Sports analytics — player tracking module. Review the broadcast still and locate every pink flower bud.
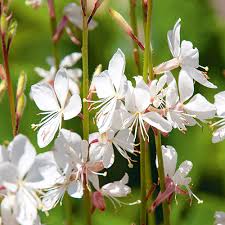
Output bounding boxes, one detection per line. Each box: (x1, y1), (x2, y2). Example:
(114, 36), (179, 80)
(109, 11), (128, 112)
(92, 191), (106, 212)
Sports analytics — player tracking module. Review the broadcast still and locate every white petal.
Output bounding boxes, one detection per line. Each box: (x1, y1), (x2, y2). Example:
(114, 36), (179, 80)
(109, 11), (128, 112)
(214, 91), (225, 116)
(180, 40), (199, 68)
(120, 173), (129, 184)
(0, 145), (9, 163)
(69, 79), (80, 95)
(34, 67), (52, 79)
(157, 145), (177, 177)
(63, 94), (82, 120)
(102, 144), (115, 168)
(134, 87), (150, 112)
(142, 112), (172, 133)
(173, 160), (193, 185)
(8, 135), (36, 178)
(184, 66), (217, 89)
(167, 18), (181, 58)
(31, 83), (59, 111)
(0, 162), (18, 185)
(166, 85), (179, 108)
(37, 115), (61, 148)
(88, 173), (100, 191)
(54, 68), (69, 108)
(212, 125), (225, 143)
(67, 180), (83, 198)
(108, 49), (126, 92)
(178, 69), (194, 103)
(184, 94), (216, 120)
(92, 71), (115, 98)
(60, 52), (82, 68)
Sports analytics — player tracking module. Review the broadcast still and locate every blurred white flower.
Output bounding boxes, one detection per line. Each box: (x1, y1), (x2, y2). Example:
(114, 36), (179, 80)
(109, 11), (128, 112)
(154, 18), (217, 93)
(25, 0), (42, 8)
(64, 3), (97, 30)
(151, 145), (202, 211)
(212, 91), (225, 143)
(214, 211), (225, 225)
(90, 49), (128, 133)
(42, 129), (105, 211)
(0, 135), (48, 225)
(33, 52), (82, 95)
(31, 69), (82, 148)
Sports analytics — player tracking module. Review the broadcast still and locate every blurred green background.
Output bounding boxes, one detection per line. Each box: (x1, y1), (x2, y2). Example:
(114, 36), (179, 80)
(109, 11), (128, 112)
(0, 0), (225, 224)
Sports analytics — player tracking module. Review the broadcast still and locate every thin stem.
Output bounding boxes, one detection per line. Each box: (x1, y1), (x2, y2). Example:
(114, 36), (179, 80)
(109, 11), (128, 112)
(82, 1), (91, 225)
(64, 194), (73, 225)
(1, 33), (16, 136)
(129, 0), (141, 74)
(155, 133), (170, 225)
(47, 0), (60, 70)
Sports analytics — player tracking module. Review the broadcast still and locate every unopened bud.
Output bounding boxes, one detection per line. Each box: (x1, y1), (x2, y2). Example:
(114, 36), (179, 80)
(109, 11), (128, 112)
(0, 80), (7, 101)
(16, 94), (26, 119)
(88, 0), (104, 24)
(109, 8), (144, 50)
(16, 71), (27, 99)
(0, 14), (8, 35)
(0, 65), (6, 80)
(93, 64), (102, 76)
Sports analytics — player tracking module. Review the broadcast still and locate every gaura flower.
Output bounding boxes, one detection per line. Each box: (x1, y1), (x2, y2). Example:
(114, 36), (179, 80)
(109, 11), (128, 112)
(150, 145), (203, 211)
(64, 3), (97, 30)
(0, 135), (49, 225)
(31, 68), (82, 148)
(165, 72), (216, 132)
(214, 211), (225, 225)
(211, 91), (225, 143)
(89, 49), (128, 133)
(154, 18), (217, 96)
(92, 173), (139, 212)
(122, 76), (172, 140)
(34, 52), (82, 95)
(41, 129), (106, 211)
(89, 129), (135, 168)
(25, 0), (42, 8)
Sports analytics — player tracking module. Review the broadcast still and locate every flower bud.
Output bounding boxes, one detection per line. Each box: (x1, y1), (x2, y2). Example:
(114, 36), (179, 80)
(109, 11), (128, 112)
(0, 80), (7, 101)
(0, 14), (8, 35)
(109, 9), (144, 50)
(93, 64), (102, 76)
(92, 191), (106, 212)
(88, 0), (104, 24)
(16, 93), (26, 120)
(16, 71), (27, 99)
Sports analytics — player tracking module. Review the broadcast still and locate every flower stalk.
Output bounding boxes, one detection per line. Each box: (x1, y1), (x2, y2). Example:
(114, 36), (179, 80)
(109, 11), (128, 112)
(155, 133), (170, 225)
(47, 0), (60, 70)
(81, 1), (92, 225)
(0, 17), (16, 136)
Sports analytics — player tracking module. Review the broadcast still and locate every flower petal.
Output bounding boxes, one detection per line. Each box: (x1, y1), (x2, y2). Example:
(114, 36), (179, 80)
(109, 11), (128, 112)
(8, 134), (36, 178)
(60, 52), (82, 68)
(31, 83), (59, 111)
(214, 91), (225, 116)
(108, 49), (126, 92)
(178, 69), (194, 103)
(212, 125), (225, 143)
(67, 180), (83, 198)
(63, 94), (82, 120)
(54, 68), (69, 108)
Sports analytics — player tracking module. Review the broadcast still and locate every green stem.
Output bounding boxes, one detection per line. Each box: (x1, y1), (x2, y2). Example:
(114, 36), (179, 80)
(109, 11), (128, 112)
(155, 133), (170, 225)
(47, 0), (60, 70)
(64, 194), (73, 225)
(1, 33), (16, 136)
(129, 0), (141, 74)
(82, 1), (91, 225)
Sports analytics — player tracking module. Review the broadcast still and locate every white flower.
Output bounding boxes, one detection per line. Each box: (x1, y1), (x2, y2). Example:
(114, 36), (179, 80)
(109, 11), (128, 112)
(90, 49), (128, 133)
(0, 135), (48, 225)
(42, 129), (105, 211)
(92, 173), (138, 211)
(165, 72), (216, 131)
(154, 18), (217, 94)
(123, 76), (172, 140)
(212, 91), (225, 143)
(89, 129), (135, 168)
(151, 145), (202, 211)
(31, 68), (82, 148)
(25, 0), (42, 8)
(214, 211), (225, 225)
(34, 52), (82, 95)
(64, 3), (97, 30)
